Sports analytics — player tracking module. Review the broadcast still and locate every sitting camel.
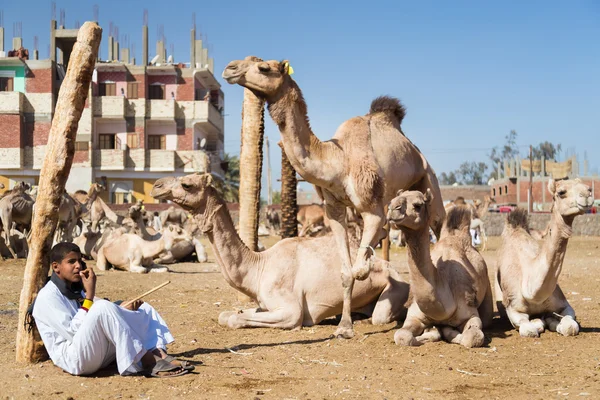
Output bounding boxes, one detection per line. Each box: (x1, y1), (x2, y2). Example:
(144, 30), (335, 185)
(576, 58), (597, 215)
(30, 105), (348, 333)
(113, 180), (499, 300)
(151, 173), (409, 329)
(388, 189), (493, 348)
(223, 57), (445, 338)
(96, 225), (190, 273)
(160, 206), (188, 228)
(495, 179), (594, 337)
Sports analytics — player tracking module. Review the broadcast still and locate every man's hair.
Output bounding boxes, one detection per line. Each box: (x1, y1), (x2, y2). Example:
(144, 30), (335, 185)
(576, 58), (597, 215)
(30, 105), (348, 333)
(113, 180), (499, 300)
(49, 242), (82, 264)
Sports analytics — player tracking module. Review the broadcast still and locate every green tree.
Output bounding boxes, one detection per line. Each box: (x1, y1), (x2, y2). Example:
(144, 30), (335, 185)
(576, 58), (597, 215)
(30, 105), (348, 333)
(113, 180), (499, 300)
(214, 153), (240, 202)
(272, 191), (282, 204)
(439, 171), (458, 185)
(489, 129), (519, 167)
(532, 141), (561, 161)
(457, 161), (488, 185)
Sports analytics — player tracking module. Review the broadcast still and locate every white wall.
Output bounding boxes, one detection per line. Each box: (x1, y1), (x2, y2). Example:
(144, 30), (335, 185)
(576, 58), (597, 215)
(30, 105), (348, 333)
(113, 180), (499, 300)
(66, 166), (93, 193)
(147, 122), (177, 150)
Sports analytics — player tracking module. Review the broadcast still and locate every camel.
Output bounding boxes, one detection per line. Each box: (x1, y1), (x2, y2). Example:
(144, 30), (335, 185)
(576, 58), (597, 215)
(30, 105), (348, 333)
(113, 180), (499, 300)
(297, 204), (329, 237)
(223, 57), (445, 337)
(495, 179), (594, 338)
(54, 192), (82, 243)
(72, 183), (104, 232)
(151, 173), (409, 329)
(0, 227), (28, 260)
(265, 208), (281, 235)
(388, 189), (493, 348)
(96, 225), (190, 273)
(160, 206), (188, 228)
(0, 182), (35, 258)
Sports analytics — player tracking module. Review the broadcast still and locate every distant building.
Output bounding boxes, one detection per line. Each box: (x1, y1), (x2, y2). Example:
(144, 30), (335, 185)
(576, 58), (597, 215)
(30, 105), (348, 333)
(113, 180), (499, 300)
(0, 18), (224, 204)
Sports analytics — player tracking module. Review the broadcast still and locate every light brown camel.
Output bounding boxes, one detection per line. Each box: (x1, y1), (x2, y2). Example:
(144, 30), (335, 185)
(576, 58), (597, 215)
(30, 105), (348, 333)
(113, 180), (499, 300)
(297, 204), (329, 237)
(160, 206), (188, 228)
(223, 57), (445, 337)
(0, 182), (34, 259)
(151, 173), (409, 329)
(495, 179), (594, 338)
(54, 192), (81, 243)
(72, 183), (104, 231)
(388, 189), (493, 348)
(96, 225), (190, 273)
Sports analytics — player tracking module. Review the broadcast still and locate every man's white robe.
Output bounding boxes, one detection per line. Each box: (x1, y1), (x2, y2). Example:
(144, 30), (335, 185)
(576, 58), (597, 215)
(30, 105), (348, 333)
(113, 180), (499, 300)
(32, 280), (174, 375)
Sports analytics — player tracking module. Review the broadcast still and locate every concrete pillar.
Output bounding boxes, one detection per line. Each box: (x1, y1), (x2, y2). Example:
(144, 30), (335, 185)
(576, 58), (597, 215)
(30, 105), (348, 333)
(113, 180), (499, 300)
(516, 157), (521, 177)
(503, 160), (509, 179)
(202, 48), (208, 69)
(156, 41), (164, 63)
(120, 48), (129, 64)
(50, 20), (56, 62)
(33, 50), (39, 60)
(584, 159), (589, 176)
(113, 41), (119, 63)
(142, 25), (148, 66)
(208, 57), (214, 73)
(0, 27), (4, 52)
(131, 57), (136, 65)
(195, 40), (203, 67)
(497, 162), (501, 180)
(12, 37), (23, 50)
(190, 29), (195, 68)
(108, 36), (114, 61)
(541, 155), (546, 177)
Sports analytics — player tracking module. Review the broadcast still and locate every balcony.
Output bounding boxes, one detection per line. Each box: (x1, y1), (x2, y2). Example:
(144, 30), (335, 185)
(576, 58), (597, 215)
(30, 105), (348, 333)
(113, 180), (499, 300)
(126, 148), (145, 170)
(0, 148), (23, 169)
(148, 150), (175, 171)
(192, 101), (223, 134)
(147, 100), (175, 120)
(93, 149), (125, 170)
(176, 150), (210, 173)
(93, 96), (126, 118)
(125, 99), (147, 118)
(0, 91), (24, 114)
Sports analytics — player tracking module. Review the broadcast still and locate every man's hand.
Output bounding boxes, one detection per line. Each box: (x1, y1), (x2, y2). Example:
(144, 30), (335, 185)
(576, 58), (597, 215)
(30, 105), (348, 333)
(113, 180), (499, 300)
(79, 267), (97, 300)
(121, 300), (143, 311)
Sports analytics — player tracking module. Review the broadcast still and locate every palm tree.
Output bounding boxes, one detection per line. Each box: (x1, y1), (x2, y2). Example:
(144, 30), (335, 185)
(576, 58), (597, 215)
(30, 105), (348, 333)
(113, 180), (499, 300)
(280, 145), (298, 238)
(215, 153), (240, 203)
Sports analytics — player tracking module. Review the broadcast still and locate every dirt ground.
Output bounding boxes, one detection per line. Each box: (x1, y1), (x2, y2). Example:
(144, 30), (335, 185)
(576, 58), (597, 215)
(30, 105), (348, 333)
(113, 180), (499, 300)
(1, 236), (599, 400)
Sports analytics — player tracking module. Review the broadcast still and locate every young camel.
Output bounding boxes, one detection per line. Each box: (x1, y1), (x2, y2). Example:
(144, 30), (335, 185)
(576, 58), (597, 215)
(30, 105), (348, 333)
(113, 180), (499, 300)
(151, 173), (409, 330)
(96, 225), (190, 273)
(223, 57), (445, 338)
(495, 179), (594, 337)
(388, 189), (493, 348)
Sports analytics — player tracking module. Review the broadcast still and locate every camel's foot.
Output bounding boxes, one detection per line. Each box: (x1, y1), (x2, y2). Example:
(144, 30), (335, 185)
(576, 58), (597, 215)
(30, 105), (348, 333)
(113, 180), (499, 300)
(519, 320), (544, 338)
(334, 321), (355, 339)
(556, 316), (579, 336)
(416, 327), (441, 343)
(218, 311), (238, 327)
(149, 266), (169, 273)
(351, 257), (373, 281)
(461, 327), (485, 348)
(394, 329), (421, 346)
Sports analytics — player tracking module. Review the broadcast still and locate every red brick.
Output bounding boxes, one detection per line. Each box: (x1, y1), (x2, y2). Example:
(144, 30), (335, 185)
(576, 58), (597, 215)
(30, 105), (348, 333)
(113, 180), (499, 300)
(73, 150), (89, 163)
(0, 115), (23, 147)
(147, 75), (176, 85)
(26, 68), (53, 93)
(177, 76), (195, 101)
(177, 127), (193, 150)
(136, 124), (145, 148)
(32, 122), (52, 146)
(133, 74), (146, 99)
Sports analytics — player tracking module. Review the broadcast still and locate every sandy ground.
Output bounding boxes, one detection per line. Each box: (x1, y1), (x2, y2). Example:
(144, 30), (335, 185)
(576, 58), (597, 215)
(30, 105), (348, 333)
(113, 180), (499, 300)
(1, 236), (600, 400)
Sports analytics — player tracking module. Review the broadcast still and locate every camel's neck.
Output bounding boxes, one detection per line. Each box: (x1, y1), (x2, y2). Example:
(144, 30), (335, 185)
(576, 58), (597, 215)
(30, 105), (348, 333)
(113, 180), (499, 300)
(403, 226), (448, 318)
(267, 80), (338, 185)
(525, 207), (574, 301)
(135, 215), (155, 240)
(141, 235), (166, 258)
(200, 191), (262, 298)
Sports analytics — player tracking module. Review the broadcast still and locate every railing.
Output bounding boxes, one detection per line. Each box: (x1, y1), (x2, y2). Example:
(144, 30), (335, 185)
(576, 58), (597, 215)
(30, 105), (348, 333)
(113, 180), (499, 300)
(0, 91), (24, 114)
(176, 150), (210, 173)
(126, 148), (145, 170)
(147, 100), (176, 119)
(93, 96), (126, 118)
(93, 149), (126, 170)
(147, 149), (175, 171)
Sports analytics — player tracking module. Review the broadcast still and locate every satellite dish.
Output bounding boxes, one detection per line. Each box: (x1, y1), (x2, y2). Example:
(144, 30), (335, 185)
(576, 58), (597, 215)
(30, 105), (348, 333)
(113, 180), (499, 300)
(150, 54), (159, 65)
(200, 138), (207, 149)
(167, 55), (173, 64)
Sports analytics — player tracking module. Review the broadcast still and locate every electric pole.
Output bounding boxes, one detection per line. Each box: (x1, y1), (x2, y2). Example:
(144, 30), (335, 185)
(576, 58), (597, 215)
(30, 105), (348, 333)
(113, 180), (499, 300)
(266, 136), (273, 205)
(528, 144), (533, 213)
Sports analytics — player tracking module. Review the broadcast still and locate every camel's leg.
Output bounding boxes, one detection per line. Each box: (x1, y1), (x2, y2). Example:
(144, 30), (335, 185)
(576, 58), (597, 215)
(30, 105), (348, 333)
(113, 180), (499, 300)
(324, 196), (355, 339)
(221, 306), (302, 330)
(298, 223), (313, 237)
(2, 219), (18, 259)
(494, 271), (507, 319)
(394, 313), (427, 346)
(545, 304), (579, 336)
(195, 240), (208, 263)
(478, 281), (494, 329)
(96, 247), (108, 270)
(371, 281), (408, 325)
(353, 209), (386, 281)
(506, 306), (545, 337)
(416, 327), (442, 343)
(129, 264), (149, 273)
(441, 316), (485, 348)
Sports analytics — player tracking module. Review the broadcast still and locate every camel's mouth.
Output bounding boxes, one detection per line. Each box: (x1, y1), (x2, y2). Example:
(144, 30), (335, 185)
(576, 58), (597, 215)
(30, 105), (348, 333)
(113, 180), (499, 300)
(222, 69), (245, 85)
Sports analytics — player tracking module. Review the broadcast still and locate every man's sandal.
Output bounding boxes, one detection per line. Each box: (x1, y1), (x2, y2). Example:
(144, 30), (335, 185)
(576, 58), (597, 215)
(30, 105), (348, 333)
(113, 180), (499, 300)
(146, 359), (189, 378)
(163, 355), (195, 372)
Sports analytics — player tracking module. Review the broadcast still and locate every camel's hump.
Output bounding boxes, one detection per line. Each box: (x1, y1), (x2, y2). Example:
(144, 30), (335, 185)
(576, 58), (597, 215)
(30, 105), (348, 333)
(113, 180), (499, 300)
(369, 96), (406, 125)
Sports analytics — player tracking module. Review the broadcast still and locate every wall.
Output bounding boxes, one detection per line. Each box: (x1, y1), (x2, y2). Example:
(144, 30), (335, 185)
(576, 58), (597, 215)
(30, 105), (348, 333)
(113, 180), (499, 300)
(148, 75), (177, 99)
(65, 166), (93, 193)
(96, 121), (127, 149)
(483, 212), (600, 236)
(440, 185), (491, 203)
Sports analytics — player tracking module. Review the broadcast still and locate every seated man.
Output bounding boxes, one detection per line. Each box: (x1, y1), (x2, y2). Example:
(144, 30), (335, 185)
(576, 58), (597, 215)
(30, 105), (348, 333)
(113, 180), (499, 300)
(32, 242), (192, 377)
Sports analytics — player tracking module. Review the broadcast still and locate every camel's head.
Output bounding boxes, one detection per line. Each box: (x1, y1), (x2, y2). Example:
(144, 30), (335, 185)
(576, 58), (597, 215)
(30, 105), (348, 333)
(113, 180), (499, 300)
(13, 181), (31, 193)
(549, 178), (593, 217)
(387, 189), (433, 231)
(222, 56), (293, 100)
(160, 225), (191, 251)
(151, 174), (215, 213)
(91, 182), (105, 192)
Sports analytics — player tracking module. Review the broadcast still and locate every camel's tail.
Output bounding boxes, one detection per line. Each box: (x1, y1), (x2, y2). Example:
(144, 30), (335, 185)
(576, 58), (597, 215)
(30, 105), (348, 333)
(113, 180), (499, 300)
(506, 208), (529, 232)
(441, 205), (471, 240)
(369, 96), (406, 125)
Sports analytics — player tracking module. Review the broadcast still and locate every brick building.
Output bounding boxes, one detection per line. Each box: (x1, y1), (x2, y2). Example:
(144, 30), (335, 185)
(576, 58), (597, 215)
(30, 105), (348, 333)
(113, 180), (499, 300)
(0, 19), (224, 204)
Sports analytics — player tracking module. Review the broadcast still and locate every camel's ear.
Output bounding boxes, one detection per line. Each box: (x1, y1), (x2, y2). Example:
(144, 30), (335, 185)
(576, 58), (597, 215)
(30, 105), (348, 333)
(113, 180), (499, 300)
(548, 179), (556, 195)
(201, 173), (213, 187)
(168, 225), (174, 231)
(424, 188), (434, 203)
(280, 60), (293, 75)
(574, 178), (582, 184)
(396, 189), (404, 197)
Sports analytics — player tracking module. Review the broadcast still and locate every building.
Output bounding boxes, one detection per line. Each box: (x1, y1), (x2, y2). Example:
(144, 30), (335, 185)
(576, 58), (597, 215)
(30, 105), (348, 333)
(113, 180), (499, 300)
(0, 18), (224, 204)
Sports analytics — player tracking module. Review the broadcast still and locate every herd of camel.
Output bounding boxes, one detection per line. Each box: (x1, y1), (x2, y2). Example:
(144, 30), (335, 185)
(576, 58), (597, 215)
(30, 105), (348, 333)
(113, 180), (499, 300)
(1, 55), (596, 347)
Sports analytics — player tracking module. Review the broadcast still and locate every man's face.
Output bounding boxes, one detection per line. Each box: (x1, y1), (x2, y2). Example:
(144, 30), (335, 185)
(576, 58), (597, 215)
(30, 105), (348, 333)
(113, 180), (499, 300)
(52, 251), (84, 285)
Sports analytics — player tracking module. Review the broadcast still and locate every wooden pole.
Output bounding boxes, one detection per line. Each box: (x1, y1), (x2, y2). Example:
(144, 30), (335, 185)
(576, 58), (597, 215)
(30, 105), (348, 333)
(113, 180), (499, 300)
(121, 281), (171, 308)
(16, 22), (102, 363)
(528, 145), (533, 213)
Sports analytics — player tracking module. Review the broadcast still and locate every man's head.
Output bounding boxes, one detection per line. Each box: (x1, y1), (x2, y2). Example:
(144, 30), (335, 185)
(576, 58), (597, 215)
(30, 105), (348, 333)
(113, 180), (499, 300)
(49, 243), (85, 285)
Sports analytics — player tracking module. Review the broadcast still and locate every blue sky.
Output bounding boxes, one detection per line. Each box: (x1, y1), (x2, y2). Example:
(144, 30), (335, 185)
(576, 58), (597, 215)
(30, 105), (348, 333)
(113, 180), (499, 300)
(3, 1), (599, 196)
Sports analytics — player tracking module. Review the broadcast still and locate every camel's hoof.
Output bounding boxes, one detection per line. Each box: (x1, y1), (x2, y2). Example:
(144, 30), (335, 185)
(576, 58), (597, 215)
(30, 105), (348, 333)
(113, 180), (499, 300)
(218, 311), (237, 327)
(334, 326), (355, 339)
(149, 266), (169, 273)
(394, 329), (421, 346)
(519, 324), (541, 338)
(462, 328), (485, 348)
(351, 265), (370, 281)
(530, 318), (546, 333)
(557, 317), (579, 336)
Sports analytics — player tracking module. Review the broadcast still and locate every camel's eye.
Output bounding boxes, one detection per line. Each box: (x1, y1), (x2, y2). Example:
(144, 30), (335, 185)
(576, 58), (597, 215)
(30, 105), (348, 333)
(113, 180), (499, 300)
(413, 203), (422, 211)
(258, 64), (271, 73)
(182, 183), (192, 190)
(557, 190), (567, 197)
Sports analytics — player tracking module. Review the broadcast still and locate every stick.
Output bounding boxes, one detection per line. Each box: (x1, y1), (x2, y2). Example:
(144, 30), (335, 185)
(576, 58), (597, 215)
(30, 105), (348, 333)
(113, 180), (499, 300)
(121, 281), (171, 308)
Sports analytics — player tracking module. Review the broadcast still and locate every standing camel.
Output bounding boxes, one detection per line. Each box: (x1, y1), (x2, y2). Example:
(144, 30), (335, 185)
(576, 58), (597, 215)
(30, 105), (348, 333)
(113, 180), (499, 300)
(0, 182), (35, 258)
(388, 190), (493, 347)
(223, 58), (445, 338)
(496, 179), (594, 337)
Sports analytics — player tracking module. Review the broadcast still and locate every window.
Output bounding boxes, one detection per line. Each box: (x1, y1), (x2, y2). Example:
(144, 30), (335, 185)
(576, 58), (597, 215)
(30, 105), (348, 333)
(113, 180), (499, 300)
(75, 142), (89, 151)
(148, 135), (166, 150)
(127, 82), (138, 99)
(505, 185), (508, 195)
(126, 134), (139, 149)
(148, 84), (165, 100)
(499, 187), (502, 195)
(0, 77), (14, 92)
(112, 192), (131, 204)
(98, 134), (117, 150)
(493, 188), (496, 196)
(99, 82), (116, 96)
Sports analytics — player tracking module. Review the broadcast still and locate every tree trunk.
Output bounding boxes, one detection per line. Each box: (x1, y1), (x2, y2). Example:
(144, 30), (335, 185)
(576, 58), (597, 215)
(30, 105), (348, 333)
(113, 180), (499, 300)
(16, 22), (102, 363)
(280, 145), (298, 238)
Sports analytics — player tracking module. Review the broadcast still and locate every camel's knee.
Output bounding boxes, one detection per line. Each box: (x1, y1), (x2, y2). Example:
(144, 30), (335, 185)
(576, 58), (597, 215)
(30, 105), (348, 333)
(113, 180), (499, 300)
(461, 326), (485, 348)
(394, 329), (420, 346)
(218, 311), (238, 327)
(518, 319), (544, 338)
(129, 265), (149, 274)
